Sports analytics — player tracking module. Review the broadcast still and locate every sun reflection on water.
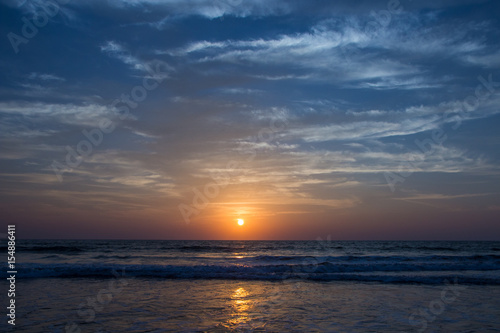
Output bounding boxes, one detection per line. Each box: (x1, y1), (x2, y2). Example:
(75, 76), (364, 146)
(232, 252), (247, 259)
(227, 287), (251, 327)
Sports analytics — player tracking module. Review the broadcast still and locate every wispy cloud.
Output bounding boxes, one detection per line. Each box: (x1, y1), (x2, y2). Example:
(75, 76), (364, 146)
(159, 12), (495, 90)
(100, 41), (173, 79)
(0, 101), (123, 127)
(27, 73), (66, 82)
(464, 51), (500, 68)
(286, 117), (441, 142)
(100, 41), (148, 72)
(113, 0), (292, 19)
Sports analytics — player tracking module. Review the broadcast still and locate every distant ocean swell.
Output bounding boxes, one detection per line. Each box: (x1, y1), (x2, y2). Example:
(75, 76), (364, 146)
(36, 253), (500, 262)
(6, 243), (500, 253)
(8, 240), (500, 285)
(11, 261), (500, 284)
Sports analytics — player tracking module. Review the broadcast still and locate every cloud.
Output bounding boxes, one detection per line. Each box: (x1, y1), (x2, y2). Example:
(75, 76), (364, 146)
(286, 117), (441, 142)
(0, 101), (126, 127)
(2, 0), (79, 25)
(27, 73), (66, 82)
(349, 76), (445, 90)
(110, 0), (292, 19)
(464, 52), (500, 68)
(396, 193), (492, 201)
(100, 41), (173, 82)
(168, 31), (419, 83)
(160, 12), (495, 88)
(100, 41), (148, 72)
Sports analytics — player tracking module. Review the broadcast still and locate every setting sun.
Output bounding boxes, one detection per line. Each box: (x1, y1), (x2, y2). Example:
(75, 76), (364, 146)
(237, 219), (244, 226)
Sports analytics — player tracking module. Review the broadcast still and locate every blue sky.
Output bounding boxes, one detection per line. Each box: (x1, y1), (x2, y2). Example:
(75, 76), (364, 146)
(1, 0), (499, 239)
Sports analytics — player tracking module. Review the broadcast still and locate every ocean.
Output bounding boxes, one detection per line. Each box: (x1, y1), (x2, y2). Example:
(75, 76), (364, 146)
(2, 240), (500, 332)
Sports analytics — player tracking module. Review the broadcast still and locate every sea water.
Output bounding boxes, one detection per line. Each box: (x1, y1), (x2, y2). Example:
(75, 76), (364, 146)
(2, 240), (500, 332)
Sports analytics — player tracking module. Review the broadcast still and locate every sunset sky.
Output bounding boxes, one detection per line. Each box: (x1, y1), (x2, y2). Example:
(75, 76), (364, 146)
(1, 0), (499, 240)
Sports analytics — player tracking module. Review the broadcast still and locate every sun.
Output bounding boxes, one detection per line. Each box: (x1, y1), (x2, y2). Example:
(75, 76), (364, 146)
(237, 219), (244, 226)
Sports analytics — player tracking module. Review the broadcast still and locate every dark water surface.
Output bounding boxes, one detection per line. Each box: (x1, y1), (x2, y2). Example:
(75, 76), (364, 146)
(2, 240), (500, 332)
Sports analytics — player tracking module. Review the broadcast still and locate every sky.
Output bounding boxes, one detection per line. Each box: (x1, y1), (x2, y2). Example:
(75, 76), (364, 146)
(0, 0), (499, 240)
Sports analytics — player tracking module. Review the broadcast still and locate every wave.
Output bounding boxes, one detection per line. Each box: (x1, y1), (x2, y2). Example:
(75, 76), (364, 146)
(159, 245), (248, 252)
(9, 261), (500, 285)
(18, 245), (84, 253)
(252, 254), (500, 263)
(92, 255), (133, 259)
(379, 246), (460, 252)
(416, 246), (460, 251)
(41, 255), (64, 259)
